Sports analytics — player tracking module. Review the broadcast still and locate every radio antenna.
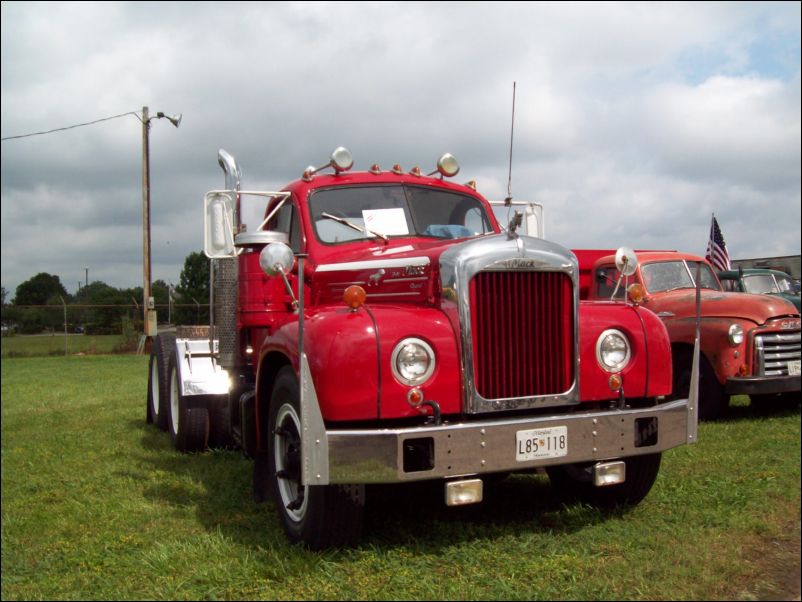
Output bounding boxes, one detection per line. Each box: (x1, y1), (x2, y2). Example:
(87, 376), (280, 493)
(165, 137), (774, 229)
(505, 81), (516, 205)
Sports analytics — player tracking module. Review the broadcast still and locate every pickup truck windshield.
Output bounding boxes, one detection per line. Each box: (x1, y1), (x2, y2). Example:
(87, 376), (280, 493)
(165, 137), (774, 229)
(309, 184), (493, 244)
(641, 260), (721, 293)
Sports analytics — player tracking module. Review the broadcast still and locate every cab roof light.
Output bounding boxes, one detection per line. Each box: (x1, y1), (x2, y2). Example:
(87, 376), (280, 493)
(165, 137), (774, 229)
(427, 153), (460, 178)
(409, 166), (422, 177)
(369, 163), (382, 175)
(301, 146), (354, 180)
(392, 164), (404, 175)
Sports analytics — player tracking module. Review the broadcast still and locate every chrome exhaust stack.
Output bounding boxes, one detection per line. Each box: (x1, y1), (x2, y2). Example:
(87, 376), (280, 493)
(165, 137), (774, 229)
(211, 148), (242, 368)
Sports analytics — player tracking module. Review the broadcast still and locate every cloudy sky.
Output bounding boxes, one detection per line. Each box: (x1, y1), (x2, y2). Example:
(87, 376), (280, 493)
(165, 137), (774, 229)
(2, 1), (800, 297)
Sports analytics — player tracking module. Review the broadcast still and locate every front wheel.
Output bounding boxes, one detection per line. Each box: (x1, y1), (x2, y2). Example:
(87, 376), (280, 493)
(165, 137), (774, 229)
(267, 366), (364, 549)
(546, 453), (662, 508)
(671, 348), (727, 420)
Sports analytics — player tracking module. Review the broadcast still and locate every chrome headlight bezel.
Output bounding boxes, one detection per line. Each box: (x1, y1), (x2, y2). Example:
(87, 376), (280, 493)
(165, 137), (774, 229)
(391, 337), (436, 386)
(728, 323), (744, 346)
(596, 329), (631, 373)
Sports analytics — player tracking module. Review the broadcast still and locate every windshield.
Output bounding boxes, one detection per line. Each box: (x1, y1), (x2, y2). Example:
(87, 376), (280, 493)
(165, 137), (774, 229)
(641, 260), (721, 293)
(309, 184), (494, 244)
(775, 275), (796, 294)
(743, 274), (780, 294)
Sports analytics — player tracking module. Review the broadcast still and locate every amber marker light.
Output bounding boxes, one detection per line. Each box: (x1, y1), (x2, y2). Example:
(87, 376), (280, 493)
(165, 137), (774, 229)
(410, 166), (422, 176)
(627, 283), (645, 305)
(392, 164), (404, 174)
(608, 373), (623, 392)
(370, 163), (382, 174)
(407, 387), (424, 407)
(343, 285), (367, 310)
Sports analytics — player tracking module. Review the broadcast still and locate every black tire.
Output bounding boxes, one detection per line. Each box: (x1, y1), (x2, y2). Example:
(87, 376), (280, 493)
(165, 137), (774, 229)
(208, 397), (234, 448)
(267, 366), (364, 549)
(146, 333), (175, 430)
(166, 352), (209, 453)
(546, 453), (662, 508)
(671, 348), (728, 421)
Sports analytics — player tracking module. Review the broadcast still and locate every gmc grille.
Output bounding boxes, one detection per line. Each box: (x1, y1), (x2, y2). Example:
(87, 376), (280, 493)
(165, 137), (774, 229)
(755, 331), (801, 376)
(469, 271), (574, 400)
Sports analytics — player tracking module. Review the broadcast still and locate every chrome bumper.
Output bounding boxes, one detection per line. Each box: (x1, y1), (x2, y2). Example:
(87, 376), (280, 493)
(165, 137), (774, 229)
(321, 399), (691, 484)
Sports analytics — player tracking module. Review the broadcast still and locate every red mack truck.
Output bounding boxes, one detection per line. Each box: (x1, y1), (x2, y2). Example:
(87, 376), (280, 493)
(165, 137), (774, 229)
(147, 147), (699, 549)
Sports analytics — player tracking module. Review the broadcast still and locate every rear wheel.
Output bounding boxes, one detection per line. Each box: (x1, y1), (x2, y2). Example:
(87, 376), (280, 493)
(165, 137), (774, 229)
(146, 333), (175, 430)
(546, 453), (662, 508)
(166, 353), (209, 453)
(267, 366), (364, 549)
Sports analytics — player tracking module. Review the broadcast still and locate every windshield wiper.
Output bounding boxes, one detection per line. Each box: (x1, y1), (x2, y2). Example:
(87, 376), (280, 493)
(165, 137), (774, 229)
(320, 212), (389, 243)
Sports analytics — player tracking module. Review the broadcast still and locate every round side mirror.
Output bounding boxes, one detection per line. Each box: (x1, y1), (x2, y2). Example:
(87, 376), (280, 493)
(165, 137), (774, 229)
(259, 242), (295, 276)
(615, 246), (638, 276)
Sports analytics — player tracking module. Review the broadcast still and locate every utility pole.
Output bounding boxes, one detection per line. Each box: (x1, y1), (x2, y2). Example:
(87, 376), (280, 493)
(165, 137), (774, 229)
(140, 106), (181, 346)
(142, 105), (153, 340)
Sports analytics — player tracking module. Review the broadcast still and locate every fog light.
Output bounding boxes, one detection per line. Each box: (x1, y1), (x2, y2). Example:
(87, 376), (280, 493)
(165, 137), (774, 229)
(593, 461), (626, 487)
(445, 479), (483, 506)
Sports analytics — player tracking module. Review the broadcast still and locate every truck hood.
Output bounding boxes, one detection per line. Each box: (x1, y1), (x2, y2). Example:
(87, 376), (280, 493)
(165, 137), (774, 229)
(645, 288), (799, 326)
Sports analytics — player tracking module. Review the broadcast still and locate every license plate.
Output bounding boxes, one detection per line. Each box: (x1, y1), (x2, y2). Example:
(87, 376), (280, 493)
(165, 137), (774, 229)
(516, 426), (568, 462)
(789, 360), (801, 376)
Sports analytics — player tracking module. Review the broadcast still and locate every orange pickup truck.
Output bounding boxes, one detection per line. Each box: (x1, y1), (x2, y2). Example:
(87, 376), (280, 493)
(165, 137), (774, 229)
(584, 251), (800, 419)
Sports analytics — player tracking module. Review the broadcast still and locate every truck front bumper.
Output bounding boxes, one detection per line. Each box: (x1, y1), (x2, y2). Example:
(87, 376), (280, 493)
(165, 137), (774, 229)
(320, 399), (691, 484)
(725, 374), (800, 396)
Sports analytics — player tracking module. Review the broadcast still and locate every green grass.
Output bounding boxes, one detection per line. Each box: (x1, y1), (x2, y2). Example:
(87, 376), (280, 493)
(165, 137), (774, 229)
(2, 355), (800, 600)
(1, 334), (128, 358)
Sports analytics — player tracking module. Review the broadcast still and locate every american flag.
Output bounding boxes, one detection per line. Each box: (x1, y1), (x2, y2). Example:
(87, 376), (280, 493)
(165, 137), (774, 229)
(705, 215), (731, 271)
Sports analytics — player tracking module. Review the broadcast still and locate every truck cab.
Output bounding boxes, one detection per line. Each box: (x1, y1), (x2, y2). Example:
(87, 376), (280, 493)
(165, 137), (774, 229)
(718, 268), (801, 312)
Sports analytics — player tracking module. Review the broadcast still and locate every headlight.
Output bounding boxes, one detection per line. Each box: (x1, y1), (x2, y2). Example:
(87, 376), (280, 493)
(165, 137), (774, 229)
(728, 324), (744, 346)
(391, 338), (436, 385)
(596, 329), (631, 373)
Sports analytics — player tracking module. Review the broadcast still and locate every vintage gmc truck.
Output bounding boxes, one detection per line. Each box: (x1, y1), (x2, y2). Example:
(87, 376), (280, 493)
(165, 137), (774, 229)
(147, 148), (699, 548)
(587, 251), (801, 420)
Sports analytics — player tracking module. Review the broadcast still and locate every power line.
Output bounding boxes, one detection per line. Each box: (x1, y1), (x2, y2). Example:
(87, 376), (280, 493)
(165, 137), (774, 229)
(1, 110), (142, 141)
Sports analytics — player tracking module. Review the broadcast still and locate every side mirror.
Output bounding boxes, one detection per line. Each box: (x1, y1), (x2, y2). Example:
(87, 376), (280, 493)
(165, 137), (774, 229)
(259, 242), (295, 276)
(204, 191), (236, 258)
(615, 247), (638, 276)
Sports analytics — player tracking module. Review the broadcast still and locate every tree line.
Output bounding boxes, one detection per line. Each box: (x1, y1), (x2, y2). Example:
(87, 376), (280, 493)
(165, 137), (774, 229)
(1, 252), (210, 335)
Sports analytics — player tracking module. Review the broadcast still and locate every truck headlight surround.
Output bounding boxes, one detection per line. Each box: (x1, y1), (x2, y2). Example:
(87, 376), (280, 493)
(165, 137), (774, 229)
(596, 329), (631, 373)
(391, 338), (436, 386)
(728, 323), (744, 346)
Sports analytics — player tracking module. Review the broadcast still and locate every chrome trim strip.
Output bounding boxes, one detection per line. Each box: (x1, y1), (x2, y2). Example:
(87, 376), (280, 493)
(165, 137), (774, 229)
(316, 257), (430, 272)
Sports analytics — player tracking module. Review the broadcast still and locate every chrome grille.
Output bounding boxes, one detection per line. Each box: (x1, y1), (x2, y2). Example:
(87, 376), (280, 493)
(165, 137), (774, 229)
(470, 271), (574, 400)
(754, 331), (801, 376)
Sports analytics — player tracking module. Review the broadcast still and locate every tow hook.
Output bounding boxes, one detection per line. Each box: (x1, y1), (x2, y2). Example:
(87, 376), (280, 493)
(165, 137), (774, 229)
(421, 400), (442, 425)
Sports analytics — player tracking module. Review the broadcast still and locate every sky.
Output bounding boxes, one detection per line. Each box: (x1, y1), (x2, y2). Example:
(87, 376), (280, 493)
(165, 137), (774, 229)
(2, 1), (800, 298)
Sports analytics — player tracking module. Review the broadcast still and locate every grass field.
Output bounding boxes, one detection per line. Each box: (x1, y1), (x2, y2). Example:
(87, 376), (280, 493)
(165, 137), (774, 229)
(1, 354), (800, 600)
(1, 334), (128, 358)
